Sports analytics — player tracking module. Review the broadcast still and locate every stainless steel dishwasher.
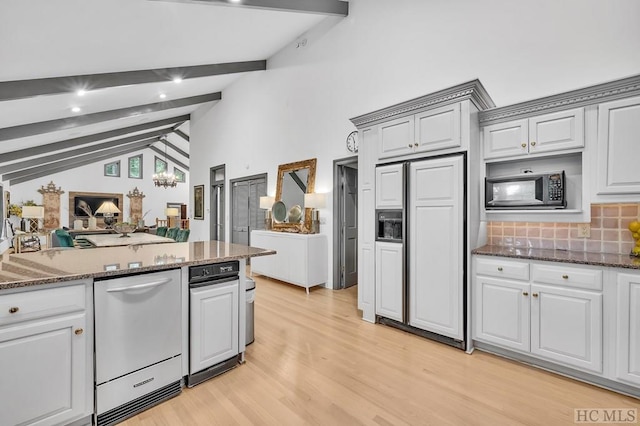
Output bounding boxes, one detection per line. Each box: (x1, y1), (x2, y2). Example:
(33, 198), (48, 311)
(94, 269), (182, 426)
(187, 260), (241, 387)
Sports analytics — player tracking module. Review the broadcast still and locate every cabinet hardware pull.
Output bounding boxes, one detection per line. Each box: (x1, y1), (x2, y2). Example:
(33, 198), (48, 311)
(530, 141), (536, 146)
(9, 307), (19, 314)
(74, 328), (84, 335)
(497, 267), (503, 271)
(562, 275), (569, 279)
(408, 144), (412, 148)
(521, 143), (527, 148)
(523, 292), (529, 296)
(532, 293), (539, 297)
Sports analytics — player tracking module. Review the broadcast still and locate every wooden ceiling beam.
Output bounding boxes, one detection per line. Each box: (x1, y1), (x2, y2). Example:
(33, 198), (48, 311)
(0, 60), (265, 102)
(0, 93), (219, 142)
(0, 115), (189, 163)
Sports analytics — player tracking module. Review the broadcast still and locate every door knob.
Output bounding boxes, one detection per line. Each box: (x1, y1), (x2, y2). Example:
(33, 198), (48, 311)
(532, 293), (539, 297)
(562, 275), (569, 279)
(74, 328), (84, 335)
(9, 307), (19, 314)
(523, 292), (529, 296)
(521, 143), (527, 148)
(497, 267), (503, 271)
(530, 141), (536, 146)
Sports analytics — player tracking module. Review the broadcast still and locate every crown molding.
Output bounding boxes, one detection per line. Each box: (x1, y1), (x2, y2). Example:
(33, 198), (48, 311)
(349, 79), (495, 128)
(479, 74), (640, 126)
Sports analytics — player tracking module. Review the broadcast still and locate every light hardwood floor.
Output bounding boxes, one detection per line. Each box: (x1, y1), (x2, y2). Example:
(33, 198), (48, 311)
(122, 274), (639, 426)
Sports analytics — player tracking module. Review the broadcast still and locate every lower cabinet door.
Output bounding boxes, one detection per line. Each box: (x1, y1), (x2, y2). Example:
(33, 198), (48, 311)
(474, 277), (530, 352)
(190, 281), (239, 374)
(0, 313), (87, 426)
(375, 242), (403, 322)
(616, 272), (640, 385)
(530, 284), (602, 373)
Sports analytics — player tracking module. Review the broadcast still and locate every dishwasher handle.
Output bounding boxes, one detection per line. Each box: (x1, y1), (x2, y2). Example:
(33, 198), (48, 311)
(106, 278), (172, 293)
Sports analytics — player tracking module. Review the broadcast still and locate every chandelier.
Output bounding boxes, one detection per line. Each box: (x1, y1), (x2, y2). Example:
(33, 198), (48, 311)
(153, 136), (177, 188)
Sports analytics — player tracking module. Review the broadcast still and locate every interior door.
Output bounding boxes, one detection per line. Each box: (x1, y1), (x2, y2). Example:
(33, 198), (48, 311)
(231, 175), (266, 246)
(408, 155), (464, 341)
(342, 166), (358, 288)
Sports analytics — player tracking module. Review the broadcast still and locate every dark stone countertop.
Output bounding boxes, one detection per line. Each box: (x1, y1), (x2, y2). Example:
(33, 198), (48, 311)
(0, 240), (275, 291)
(472, 245), (640, 270)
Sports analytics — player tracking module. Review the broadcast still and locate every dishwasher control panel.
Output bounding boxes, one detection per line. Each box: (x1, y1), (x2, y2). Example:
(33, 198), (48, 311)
(189, 261), (239, 284)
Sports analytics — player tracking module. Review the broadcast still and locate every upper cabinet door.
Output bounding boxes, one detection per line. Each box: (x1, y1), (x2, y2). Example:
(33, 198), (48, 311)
(596, 96), (640, 195)
(528, 108), (584, 155)
(414, 103), (461, 153)
(378, 116), (415, 159)
(483, 119), (529, 159)
(483, 108), (584, 160)
(375, 163), (403, 209)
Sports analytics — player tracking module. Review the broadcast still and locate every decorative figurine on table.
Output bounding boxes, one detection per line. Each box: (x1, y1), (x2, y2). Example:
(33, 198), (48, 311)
(629, 220), (640, 257)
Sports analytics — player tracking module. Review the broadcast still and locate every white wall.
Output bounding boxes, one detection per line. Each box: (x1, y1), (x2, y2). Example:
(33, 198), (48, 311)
(189, 0), (640, 288)
(2, 147), (189, 228)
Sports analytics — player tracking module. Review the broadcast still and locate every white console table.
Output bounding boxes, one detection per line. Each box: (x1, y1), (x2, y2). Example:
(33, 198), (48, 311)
(250, 230), (328, 294)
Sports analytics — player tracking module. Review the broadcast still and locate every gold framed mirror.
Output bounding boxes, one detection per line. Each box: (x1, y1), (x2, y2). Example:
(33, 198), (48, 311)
(273, 158), (317, 233)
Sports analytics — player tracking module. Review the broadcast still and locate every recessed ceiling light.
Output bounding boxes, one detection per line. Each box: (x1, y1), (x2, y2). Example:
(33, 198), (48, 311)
(173, 77), (183, 84)
(159, 93), (167, 99)
(77, 89), (87, 96)
(71, 106), (81, 113)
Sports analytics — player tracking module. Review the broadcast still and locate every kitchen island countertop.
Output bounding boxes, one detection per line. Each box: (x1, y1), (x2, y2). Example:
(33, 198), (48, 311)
(0, 240), (275, 290)
(472, 244), (640, 270)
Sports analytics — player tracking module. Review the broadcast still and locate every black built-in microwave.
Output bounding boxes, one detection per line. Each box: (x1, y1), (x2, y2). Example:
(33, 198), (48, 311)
(485, 171), (566, 210)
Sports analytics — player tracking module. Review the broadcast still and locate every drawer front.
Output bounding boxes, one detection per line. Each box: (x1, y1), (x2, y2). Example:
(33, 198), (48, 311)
(532, 264), (602, 291)
(475, 257), (530, 281)
(0, 284), (85, 325)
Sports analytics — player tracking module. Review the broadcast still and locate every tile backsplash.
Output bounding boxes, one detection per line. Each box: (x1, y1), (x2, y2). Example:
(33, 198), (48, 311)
(487, 204), (640, 254)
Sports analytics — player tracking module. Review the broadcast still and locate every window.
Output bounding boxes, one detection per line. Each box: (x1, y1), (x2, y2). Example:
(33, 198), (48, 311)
(174, 167), (186, 183)
(128, 154), (143, 179)
(154, 156), (167, 174)
(104, 160), (120, 177)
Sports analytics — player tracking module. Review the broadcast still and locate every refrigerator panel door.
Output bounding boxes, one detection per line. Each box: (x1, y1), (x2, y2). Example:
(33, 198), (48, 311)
(408, 156), (464, 341)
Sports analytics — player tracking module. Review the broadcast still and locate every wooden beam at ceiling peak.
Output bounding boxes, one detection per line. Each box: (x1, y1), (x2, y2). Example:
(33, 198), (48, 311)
(151, 0), (349, 16)
(0, 60), (265, 102)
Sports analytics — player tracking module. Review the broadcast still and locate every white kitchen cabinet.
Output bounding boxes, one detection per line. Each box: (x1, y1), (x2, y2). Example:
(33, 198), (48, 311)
(474, 256), (603, 373)
(474, 276), (530, 352)
(0, 283), (91, 426)
(251, 230), (328, 294)
(530, 284), (602, 373)
(375, 241), (403, 322)
(483, 108), (584, 160)
(378, 104), (461, 160)
(595, 96), (640, 196)
(616, 271), (640, 386)
(190, 281), (239, 374)
(375, 163), (403, 208)
(408, 156), (463, 340)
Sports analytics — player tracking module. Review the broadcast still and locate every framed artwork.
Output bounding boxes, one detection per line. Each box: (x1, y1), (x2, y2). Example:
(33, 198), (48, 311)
(104, 161), (120, 177)
(154, 156), (167, 174)
(174, 167), (186, 183)
(128, 154), (143, 179)
(194, 185), (204, 220)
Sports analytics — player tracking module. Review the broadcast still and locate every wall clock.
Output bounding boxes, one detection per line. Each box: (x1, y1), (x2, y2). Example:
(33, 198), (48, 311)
(346, 130), (358, 153)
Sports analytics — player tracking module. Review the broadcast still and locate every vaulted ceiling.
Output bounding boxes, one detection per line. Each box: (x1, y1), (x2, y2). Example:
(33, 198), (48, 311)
(0, 0), (349, 185)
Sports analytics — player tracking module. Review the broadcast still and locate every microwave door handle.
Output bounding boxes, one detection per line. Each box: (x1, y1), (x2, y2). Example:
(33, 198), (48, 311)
(106, 278), (172, 293)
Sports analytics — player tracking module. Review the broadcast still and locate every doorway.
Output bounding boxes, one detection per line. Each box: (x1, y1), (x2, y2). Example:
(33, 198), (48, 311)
(210, 165), (225, 241)
(333, 157), (358, 290)
(230, 173), (267, 246)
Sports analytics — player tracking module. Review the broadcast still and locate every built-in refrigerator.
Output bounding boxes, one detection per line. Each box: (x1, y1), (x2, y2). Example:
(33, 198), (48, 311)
(375, 154), (466, 349)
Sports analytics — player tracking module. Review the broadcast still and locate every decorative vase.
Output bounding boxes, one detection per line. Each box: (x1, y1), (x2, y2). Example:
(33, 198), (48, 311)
(88, 216), (97, 230)
(74, 219), (83, 230)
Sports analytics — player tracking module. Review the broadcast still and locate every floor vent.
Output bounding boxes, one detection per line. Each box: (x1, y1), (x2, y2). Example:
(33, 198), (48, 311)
(96, 380), (181, 426)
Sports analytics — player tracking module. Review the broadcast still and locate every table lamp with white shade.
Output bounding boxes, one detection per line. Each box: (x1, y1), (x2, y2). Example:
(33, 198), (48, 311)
(21, 206), (45, 233)
(165, 207), (180, 228)
(304, 193), (326, 234)
(259, 196), (275, 230)
(96, 201), (121, 229)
